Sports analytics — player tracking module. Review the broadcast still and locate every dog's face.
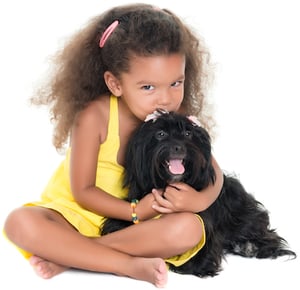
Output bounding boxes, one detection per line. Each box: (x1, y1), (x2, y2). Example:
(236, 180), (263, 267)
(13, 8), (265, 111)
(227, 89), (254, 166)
(124, 111), (216, 197)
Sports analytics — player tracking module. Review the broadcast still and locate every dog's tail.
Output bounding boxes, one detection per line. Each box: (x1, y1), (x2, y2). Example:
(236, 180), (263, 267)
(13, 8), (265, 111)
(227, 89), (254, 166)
(221, 176), (297, 260)
(256, 232), (297, 259)
(227, 231), (297, 260)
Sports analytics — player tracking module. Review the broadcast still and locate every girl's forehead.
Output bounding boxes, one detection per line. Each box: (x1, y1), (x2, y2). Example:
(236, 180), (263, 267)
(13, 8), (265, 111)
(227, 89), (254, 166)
(126, 54), (185, 79)
(130, 54), (185, 67)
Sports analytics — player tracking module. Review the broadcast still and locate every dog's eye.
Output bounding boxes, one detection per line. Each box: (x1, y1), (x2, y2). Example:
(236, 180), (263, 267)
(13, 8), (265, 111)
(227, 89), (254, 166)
(155, 130), (168, 140)
(183, 130), (192, 137)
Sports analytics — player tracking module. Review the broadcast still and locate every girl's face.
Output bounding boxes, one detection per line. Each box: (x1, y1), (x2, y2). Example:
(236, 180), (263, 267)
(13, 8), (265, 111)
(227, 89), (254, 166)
(118, 53), (185, 121)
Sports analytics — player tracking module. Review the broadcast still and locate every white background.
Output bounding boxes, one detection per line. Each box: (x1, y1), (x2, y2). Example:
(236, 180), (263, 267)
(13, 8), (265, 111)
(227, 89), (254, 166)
(0, 0), (299, 289)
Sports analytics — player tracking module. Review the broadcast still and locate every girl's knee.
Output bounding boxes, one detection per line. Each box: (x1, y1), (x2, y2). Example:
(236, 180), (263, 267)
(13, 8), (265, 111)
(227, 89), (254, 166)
(4, 207), (28, 241)
(4, 206), (46, 243)
(164, 212), (203, 249)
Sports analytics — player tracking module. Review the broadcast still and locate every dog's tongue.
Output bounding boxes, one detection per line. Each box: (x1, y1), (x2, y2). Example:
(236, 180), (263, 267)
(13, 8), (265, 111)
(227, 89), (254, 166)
(169, 159), (185, 175)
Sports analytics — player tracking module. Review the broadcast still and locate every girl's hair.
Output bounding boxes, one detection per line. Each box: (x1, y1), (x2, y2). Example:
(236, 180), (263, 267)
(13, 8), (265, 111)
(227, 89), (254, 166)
(31, 3), (215, 150)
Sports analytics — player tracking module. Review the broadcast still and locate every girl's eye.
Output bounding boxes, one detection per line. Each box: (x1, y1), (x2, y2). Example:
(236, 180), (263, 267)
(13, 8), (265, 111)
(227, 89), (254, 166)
(155, 130), (168, 140)
(171, 80), (183, 88)
(141, 85), (154, 91)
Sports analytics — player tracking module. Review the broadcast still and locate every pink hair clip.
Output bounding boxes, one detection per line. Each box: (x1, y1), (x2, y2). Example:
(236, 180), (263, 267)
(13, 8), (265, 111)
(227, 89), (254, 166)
(144, 109), (169, 122)
(99, 20), (119, 48)
(187, 115), (202, 127)
(145, 111), (162, 123)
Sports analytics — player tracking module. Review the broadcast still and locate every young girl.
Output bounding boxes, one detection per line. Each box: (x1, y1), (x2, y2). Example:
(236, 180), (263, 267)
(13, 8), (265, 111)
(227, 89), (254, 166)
(4, 3), (223, 288)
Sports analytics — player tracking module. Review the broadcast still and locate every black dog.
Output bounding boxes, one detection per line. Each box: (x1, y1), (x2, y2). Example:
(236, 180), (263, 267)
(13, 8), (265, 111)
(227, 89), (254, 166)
(101, 110), (296, 277)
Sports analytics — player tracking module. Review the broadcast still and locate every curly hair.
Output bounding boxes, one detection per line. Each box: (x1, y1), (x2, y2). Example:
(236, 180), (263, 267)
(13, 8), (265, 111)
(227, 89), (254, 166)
(31, 3), (215, 150)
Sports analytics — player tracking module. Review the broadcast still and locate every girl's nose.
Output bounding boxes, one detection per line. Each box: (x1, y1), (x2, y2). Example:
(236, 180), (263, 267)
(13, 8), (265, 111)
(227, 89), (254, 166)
(157, 90), (171, 107)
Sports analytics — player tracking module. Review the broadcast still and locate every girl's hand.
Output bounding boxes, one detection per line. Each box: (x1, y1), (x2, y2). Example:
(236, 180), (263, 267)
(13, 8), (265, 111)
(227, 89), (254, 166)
(151, 183), (200, 213)
(136, 193), (160, 220)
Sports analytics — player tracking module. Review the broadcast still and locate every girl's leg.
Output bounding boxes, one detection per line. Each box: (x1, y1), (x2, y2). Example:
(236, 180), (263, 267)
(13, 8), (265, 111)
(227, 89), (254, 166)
(3, 206), (167, 288)
(98, 212), (204, 258)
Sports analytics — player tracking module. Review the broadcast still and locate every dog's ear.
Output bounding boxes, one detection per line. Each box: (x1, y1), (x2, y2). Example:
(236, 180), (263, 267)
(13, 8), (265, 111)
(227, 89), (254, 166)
(123, 136), (140, 186)
(190, 124), (216, 187)
(123, 129), (152, 198)
(189, 121), (211, 150)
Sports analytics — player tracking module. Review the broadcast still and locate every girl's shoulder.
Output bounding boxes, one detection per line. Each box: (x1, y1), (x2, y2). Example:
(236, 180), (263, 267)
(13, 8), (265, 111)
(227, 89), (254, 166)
(78, 95), (109, 119)
(74, 94), (111, 143)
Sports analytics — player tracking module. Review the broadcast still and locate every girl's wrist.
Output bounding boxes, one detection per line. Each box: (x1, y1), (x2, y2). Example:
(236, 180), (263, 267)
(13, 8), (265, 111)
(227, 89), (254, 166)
(129, 197), (158, 222)
(130, 199), (139, 224)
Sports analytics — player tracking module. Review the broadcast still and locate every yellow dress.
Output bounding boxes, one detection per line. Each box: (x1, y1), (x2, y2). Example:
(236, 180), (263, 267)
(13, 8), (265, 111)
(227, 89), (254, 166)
(10, 95), (205, 267)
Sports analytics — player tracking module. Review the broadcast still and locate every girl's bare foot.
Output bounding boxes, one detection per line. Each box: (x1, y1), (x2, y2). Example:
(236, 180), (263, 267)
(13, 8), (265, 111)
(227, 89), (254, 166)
(29, 255), (167, 287)
(29, 255), (68, 279)
(130, 257), (168, 288)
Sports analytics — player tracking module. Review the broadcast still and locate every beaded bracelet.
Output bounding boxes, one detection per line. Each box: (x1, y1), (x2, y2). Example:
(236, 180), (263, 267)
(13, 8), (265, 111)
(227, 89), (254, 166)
(130, 199), (139, 224)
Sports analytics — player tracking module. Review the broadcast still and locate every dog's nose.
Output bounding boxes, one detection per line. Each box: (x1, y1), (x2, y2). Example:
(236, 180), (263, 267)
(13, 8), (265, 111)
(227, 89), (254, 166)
(174, 145), (182, 152)
(171, 144), (186, 156)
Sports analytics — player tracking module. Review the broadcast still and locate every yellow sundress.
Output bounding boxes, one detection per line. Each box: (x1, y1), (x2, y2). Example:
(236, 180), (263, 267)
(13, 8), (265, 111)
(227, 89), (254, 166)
(8, 95), (206, 267)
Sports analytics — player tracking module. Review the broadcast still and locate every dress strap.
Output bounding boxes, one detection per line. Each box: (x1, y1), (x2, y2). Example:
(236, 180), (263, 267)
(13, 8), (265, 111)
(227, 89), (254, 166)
(107, 95), (119, 138)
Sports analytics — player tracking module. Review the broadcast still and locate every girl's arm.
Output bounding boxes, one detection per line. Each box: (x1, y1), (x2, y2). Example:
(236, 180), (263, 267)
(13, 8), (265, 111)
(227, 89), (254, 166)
(69, 102), (130, 220)
(69, 100), (157, 221)
(151, 155), (224, 213)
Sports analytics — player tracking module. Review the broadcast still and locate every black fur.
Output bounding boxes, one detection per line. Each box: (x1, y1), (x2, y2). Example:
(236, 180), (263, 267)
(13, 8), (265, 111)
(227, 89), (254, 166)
(101, 110), (296, 277)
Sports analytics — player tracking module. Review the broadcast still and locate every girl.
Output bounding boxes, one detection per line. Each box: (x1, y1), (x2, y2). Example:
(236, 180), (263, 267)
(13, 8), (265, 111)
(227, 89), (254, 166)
(4, 3), (223, 288)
